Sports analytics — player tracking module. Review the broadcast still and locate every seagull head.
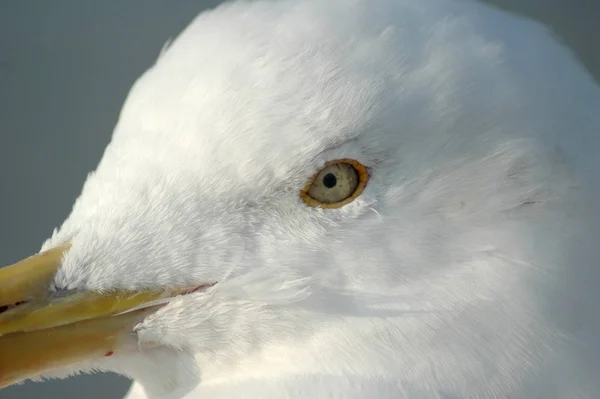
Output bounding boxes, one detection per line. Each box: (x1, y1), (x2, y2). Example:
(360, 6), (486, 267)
(1, 0), (599, 397)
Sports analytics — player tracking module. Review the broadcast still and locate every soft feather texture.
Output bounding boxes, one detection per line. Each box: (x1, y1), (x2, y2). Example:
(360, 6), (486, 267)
(33, 0), (600, 397)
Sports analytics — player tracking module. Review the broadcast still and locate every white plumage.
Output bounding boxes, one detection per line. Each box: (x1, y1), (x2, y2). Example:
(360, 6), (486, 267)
(29, 0), (600, 397)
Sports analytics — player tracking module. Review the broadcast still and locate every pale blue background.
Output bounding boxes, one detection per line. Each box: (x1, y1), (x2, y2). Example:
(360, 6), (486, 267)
(0, 1), (598, 398)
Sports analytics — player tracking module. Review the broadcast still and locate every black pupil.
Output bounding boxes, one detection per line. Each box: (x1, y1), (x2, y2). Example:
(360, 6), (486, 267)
(323, 173), (337, 188)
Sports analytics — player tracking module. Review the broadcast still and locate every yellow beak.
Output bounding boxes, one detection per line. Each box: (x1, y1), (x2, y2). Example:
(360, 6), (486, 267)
(0, 246), (195, 389)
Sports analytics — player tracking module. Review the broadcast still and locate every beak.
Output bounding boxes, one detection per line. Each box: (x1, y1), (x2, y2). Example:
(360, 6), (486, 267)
(0, 246), (196, 389)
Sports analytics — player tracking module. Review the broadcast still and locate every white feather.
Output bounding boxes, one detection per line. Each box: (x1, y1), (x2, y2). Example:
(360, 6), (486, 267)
(35, 0), (600, 397)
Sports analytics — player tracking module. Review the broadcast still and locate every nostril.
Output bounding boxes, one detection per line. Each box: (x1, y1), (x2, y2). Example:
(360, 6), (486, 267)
(0, 301), (27, 315)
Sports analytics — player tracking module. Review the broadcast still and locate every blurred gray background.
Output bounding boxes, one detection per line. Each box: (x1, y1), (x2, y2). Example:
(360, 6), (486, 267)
(0, 1), (598, 398)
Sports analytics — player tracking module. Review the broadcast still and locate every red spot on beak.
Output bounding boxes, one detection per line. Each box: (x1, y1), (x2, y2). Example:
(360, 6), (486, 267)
(104, 351), (114, 357)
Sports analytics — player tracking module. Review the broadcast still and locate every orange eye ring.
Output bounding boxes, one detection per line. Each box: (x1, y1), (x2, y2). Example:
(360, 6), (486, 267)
(300, 159), (369, 209)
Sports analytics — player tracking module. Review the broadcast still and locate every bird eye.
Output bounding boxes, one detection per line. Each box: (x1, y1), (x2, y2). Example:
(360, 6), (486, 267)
(300, 159), (369, 208)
